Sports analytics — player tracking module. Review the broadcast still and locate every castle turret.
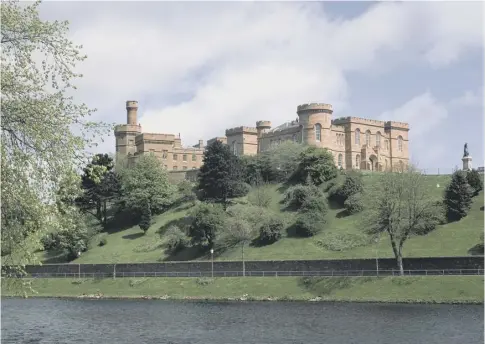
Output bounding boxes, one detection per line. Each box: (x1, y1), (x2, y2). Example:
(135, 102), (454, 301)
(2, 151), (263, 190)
(256, 121), (272, 153)
(296, 103), (333, 145)
(115, 100), (142, 157)
(126, 100), (138, 125)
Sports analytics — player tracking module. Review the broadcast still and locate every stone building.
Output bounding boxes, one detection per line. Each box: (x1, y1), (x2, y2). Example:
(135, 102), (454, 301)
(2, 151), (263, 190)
(115, 101), (410, 173)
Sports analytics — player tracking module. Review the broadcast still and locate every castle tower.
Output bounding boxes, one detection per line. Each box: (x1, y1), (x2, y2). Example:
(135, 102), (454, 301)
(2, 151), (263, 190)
(256, 121), (271, 153)
(296, 103), (333, 145)
(114, 100), (142, 157)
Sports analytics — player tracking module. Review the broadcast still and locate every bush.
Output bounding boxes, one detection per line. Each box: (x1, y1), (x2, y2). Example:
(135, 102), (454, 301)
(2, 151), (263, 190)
(40, 233), (56, 250)
(165, 225), (190, 254)
(284, 184), (323, 210)
(98, 237), (108, 247)
(177, 180), (197, 203)
(466, 169), (483, 196)
(229, 182), (251, 198)
(344, 192), (364, 214)
(247, 184), (273, 208)
(258, 214), (285, 245)
(444, 171), (473, 222)
(188, 203), (226, 248)
(139, 205), (152, 233)
(290, 146), (338, 185)
(294, 196), (328, 237)
(328, 172), (363, 207)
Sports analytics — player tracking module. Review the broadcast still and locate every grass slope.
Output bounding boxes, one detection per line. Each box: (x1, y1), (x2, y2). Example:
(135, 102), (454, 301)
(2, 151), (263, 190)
(3, 276), (483, 304)
(39, 174), (484, 264)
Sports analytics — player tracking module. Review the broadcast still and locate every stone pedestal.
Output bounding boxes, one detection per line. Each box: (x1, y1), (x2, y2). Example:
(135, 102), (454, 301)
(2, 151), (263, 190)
(462, 156), (473, 171)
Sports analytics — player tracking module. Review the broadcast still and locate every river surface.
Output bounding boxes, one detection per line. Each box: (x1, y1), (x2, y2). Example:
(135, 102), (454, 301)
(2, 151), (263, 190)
(1, 298), (483, 344)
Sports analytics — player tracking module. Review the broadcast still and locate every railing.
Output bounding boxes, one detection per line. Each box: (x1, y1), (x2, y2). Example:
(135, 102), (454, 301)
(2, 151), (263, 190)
(16, 269), (484, 279)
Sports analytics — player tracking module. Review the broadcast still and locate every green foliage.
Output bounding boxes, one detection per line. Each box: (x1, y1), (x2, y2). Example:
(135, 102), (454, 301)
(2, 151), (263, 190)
(466, 169), (483, 196)
(284, 184), (323, 210)
(294, 196), (328, 237)
(247, 183), (273, 208)
(119, 154), (175, 214)
(444, 171), (474, 222)
(328, 171), (364, 207)
(177, 180), (197, 203)
(291, 147), (338, 185)
(98, 237), (108, 247)
(344, 192), (364, 214)
(1, 0), (111, 272)
(165, 225), (190, 254)
(139, 204), (152, 234)
(258, 213), (285, 245)
(230, 182), (251, 198)
(188, 203), (226, 248)
(198, 140), (245, 209)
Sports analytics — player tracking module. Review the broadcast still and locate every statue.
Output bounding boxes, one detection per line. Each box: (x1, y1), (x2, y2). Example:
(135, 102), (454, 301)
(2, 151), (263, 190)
(464, 143), (469, 157)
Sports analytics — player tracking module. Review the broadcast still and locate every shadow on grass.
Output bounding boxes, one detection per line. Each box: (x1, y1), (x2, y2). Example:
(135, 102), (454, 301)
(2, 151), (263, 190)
(122, 232), (144, 240)
(42, 250), (70, 264)
(327, 199), (344, 210)
(468, 243), (484, 256)
(298, 276), (378, 296)
(104, 210), (140, 234)
(157, 217), (193, 235)
(286, 223), (312, 239)
(335, 209), (350, 218)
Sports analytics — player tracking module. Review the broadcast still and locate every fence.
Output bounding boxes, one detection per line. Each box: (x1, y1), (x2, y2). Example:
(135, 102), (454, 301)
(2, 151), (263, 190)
(419, 167), (485, 175)
(23, 268), (485, 279)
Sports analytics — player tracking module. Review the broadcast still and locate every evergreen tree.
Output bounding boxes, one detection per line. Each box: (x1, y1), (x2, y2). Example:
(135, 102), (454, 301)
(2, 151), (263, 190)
(198, 140), (244, 210)
(138, 203), (152, 234)
(466, 169), (483, 196)
(444, 171), (473, 222)
(291, 146), (338, 185)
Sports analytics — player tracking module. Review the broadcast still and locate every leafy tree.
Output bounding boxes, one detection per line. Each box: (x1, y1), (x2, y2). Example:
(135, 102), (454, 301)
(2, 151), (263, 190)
(291, 146), (338, 185)
(1, 0), (109, 280)
(197, 140), (245, 210)
(284, 184), (323, 210)
(165, 225), (190, 254)
(78, 154), (121, 227)
(258, 213), (285, 245)
(177, 180), (197, 205)
(444, 170), (474, 222)
(364, 166), (442, 275)
(329, 171), (364, 207)
(138, 202), (152, 234)
(188, 203), (226, 248)
(344, 192), (364, 214)
(118, 154), (175, 215)
(466, 169), (483, 196)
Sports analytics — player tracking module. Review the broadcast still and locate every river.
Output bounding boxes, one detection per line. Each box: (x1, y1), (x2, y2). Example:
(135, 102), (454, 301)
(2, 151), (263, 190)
(1, 298), (483, 344)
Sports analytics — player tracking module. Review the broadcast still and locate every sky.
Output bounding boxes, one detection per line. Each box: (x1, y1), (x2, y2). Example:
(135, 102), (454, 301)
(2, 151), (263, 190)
(38, 1), (484, 172)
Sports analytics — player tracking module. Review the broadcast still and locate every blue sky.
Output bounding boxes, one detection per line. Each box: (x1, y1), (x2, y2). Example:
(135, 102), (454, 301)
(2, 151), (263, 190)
(39, 1), (484, 172)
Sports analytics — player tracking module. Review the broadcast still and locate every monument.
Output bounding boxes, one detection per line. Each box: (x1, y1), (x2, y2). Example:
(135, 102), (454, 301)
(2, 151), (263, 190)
(462, 143), (472, 171)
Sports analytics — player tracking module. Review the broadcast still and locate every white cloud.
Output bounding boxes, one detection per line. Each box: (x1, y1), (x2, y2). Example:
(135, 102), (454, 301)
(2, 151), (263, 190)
(38, 1), (483, 153)
(448, 88), (484, 108)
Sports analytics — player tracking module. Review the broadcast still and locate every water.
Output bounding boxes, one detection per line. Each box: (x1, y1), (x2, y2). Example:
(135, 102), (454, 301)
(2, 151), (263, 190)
(1, 298), (483, 344)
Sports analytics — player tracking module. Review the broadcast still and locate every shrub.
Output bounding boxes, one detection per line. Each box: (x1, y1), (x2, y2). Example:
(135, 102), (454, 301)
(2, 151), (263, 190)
(258, 214), (285, 245)
(165, 225), (190, 254)
(177, 180), (197, 203)
(139, 204), (152, 233)
(188, 203), (226, 248)
(284, 184), (323, 210)
(294, 196), (328, 237)
(328, 172), (363, 207)
(344, 192), (364, 214)
(247, 184), (273, 208)
(98, 237), (108, 247)
(466, 169), (483, 196)
(444, 171), (473, 222)
(230, 182), (251, 198)
(290, 146), (338, 185)
(40, 233), (56, 251)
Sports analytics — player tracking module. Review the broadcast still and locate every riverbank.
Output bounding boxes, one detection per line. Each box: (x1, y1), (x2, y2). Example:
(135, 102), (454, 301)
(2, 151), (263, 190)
(2, 276), (483, 304)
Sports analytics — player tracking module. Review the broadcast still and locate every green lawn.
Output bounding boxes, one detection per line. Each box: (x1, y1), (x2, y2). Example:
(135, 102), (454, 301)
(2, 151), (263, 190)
(37, 174), (484, 264)
(3, 276), (483, 304)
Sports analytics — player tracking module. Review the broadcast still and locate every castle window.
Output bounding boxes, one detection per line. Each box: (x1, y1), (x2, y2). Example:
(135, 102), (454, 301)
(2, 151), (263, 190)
(192, 154), (197, 161)
(162, 150), (168, 159)
(376, 132), (381, 147)
(183, 166), (187, 170)
(183, 154), (187, 162)
(385, 140), (389, 151)
(338, 154), (343, 168)
(173, 153), (178, 160)
(129, 140), (134, 145)
(315, 124), (322, 142)
(232, 141), (237, 155)
(365, 130), (371, 146)
(355, 129), (360, 145)
(356, 154), (361, 169)
(398, 136), (403, 151)
(173, 166), (178, 170)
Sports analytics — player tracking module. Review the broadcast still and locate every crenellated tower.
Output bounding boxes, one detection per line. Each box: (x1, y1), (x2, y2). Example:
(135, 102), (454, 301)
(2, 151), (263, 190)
(256, 120), (271, 153)
(114, 100), (142, 157)
(296, 103), (333, 145)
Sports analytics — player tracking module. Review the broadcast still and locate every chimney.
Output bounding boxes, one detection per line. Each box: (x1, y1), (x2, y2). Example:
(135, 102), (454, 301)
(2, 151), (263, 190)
(198, 139), (204, 148)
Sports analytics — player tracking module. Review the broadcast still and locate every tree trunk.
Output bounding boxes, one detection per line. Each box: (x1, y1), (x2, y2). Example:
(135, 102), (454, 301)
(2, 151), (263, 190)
(396, 251), (404, 276)
(242, 244), (245, 277)
(102, 200), (107, 227)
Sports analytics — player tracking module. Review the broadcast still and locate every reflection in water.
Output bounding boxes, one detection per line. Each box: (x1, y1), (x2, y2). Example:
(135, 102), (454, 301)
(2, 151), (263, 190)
(1, 298), (483, 344)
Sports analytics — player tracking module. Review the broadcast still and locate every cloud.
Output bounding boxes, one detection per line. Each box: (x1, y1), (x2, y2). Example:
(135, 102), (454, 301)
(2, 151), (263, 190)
(448, 88), (484, 108)
(38, 1), (483, 155)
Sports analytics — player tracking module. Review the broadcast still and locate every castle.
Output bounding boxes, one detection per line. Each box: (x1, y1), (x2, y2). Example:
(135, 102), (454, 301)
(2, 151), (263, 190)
(114, 101), (410, 174)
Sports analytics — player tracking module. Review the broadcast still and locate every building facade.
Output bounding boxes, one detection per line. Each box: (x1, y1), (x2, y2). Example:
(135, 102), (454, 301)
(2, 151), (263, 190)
(115, 101), (410, 173)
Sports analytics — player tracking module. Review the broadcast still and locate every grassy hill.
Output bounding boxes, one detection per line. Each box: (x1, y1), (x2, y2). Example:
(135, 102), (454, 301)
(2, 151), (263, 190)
(39, 174), (484, 264)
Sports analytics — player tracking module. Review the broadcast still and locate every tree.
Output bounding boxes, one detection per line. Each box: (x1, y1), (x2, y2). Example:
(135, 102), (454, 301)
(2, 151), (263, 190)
(118, 154), (175, 215)
(364, 166), (442, 275)
(188, 202), (226, 248)
(247, 171), (272, 208)
(138, 202), (152, 234)
(444, 170), (474, 222)
(198, 140), (244, 210)
(466, 169), (483, 196)
(78, 154), (121, 227)
(1, 0), (110, 279)
(291, 146), (338, 185)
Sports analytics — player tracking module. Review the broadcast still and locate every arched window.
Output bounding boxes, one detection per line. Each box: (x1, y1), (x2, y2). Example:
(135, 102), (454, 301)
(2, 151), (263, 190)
(366, 130), (371, 146)
(356, 154), (361, 169)
(355, 129), (360, 145)
(376, 132), (381, 147)
(338, 154), (343, 168)
(232, 141), (237, 155)
(315, 124), (322, 142)
(398, 136), (403, 151)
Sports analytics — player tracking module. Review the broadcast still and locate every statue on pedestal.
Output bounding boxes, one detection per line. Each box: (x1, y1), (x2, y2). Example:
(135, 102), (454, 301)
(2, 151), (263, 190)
(463, 143), (469, 158)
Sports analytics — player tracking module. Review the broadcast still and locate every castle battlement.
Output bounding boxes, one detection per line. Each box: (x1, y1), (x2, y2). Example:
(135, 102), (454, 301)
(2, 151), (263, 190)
(385, 121), (410, 129)
(256, 120), (272, 128)
(297, 103), (333, 113)
(225, 126), (258, 136)
(114, 124), (141, 133)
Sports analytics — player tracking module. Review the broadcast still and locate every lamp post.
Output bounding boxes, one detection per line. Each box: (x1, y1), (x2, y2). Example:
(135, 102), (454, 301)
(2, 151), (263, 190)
(375, 233), (380, 277)
(210, 248), (214, 278)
